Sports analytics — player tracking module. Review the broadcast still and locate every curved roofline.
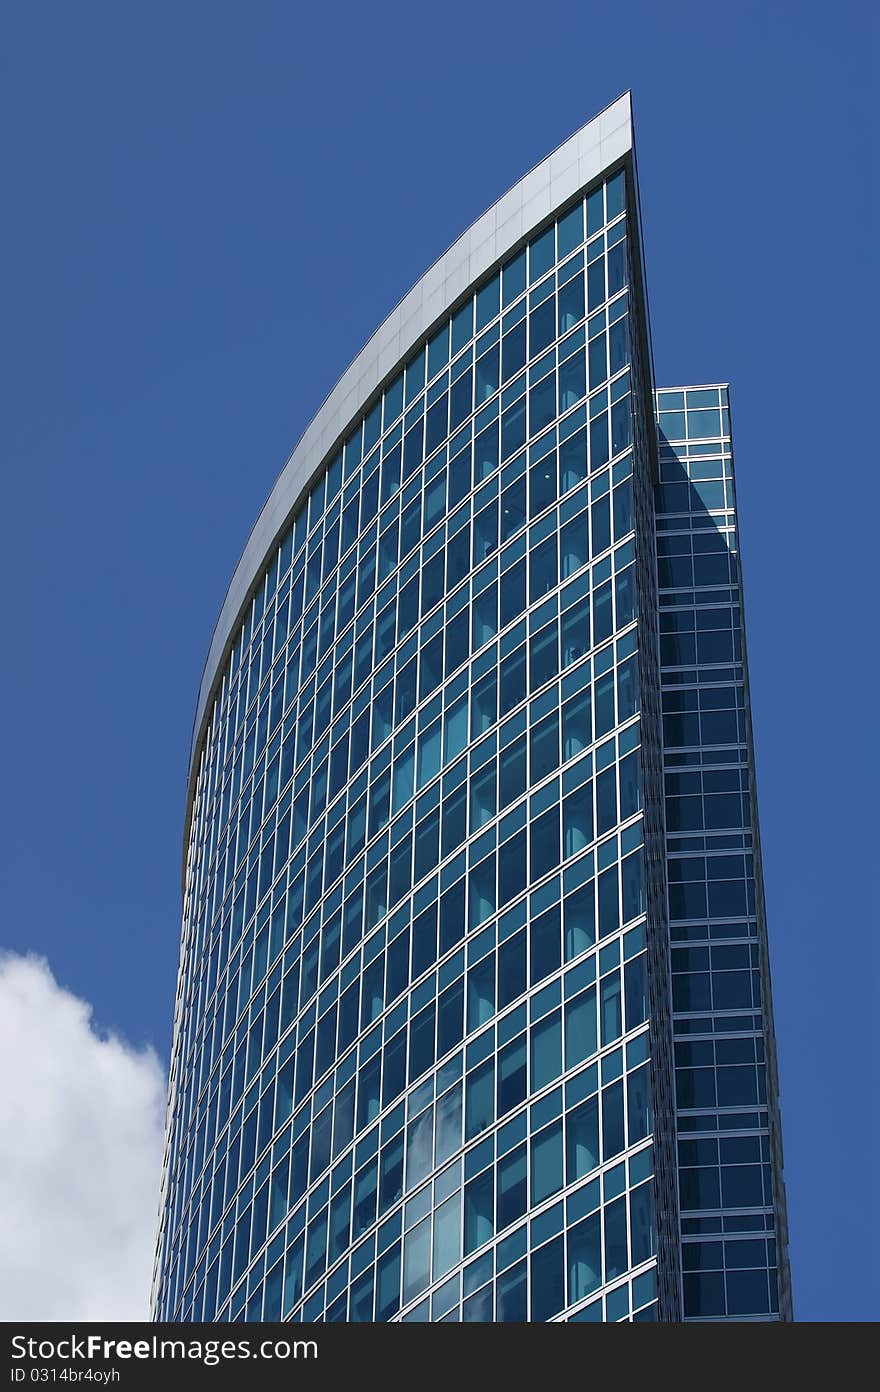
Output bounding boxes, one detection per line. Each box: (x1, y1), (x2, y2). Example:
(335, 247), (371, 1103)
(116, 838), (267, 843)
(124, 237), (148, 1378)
(186, 91), (635, 809)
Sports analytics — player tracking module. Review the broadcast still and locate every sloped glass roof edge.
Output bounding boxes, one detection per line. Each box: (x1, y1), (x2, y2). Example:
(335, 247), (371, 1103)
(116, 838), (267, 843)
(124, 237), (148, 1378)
(190, 91), (634, 775)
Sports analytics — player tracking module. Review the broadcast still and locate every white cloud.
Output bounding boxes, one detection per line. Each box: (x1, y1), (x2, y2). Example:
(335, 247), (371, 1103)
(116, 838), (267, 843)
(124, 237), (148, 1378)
(0, 953), (166, 1320)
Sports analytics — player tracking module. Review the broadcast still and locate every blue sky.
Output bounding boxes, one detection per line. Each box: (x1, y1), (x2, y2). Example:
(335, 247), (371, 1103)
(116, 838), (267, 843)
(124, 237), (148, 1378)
(2, 1), (875, 1320)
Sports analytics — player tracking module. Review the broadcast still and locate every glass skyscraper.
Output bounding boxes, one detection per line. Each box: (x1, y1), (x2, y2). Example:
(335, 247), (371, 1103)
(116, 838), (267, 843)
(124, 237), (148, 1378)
(153, 93), (791, 1323)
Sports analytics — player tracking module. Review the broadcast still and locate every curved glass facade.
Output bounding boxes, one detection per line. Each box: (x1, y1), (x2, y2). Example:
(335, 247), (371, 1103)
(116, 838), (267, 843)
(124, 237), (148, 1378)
(153, 97), (791, 1323)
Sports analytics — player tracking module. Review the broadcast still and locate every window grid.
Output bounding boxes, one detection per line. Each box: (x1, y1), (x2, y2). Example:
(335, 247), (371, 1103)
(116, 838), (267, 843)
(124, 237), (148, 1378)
(655, 386), (785, 1320)
(156, 169), (660, 1325)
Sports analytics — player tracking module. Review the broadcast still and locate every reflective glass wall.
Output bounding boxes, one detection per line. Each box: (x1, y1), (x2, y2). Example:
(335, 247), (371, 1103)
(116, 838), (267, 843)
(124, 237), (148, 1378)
(155, 165), (670, 1324)
(656, 388), (792, 1320)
